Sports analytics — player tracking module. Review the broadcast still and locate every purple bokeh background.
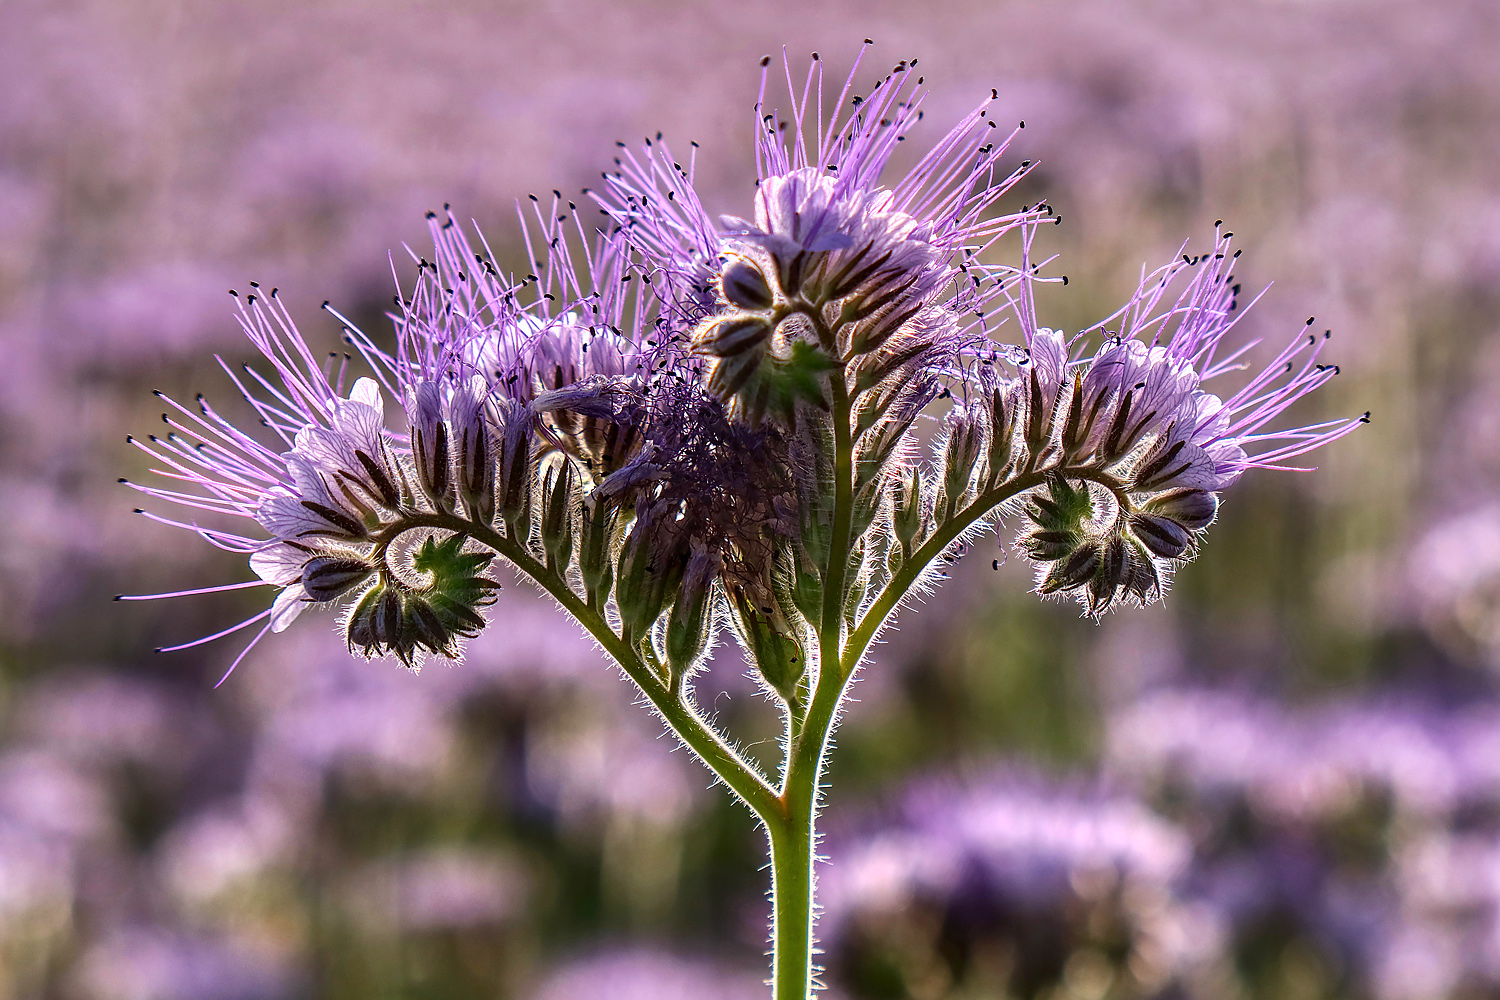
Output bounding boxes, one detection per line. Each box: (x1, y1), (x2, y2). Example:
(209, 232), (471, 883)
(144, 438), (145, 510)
(4, 0), (1500, 996)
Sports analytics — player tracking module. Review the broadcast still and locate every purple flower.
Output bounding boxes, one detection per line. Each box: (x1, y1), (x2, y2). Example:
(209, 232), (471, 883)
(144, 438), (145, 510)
(530, 948), (771, 1000)
(1003, 226), (1365, 612)
(121, 201), (662, 676)
(821, 767), (1217, 996)
(598, 48), (1044, 416)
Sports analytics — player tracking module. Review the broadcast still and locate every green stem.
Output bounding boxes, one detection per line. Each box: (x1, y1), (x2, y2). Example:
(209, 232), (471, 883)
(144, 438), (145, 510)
(767, 770), (817, 1000)
(842, 471), (1049, 675)
(761, 371), (858, 1000)
(396, 513), (783, 820)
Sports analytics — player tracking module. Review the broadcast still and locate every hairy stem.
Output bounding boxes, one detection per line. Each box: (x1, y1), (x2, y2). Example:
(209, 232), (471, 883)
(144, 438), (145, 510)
(764, 371), (858, 1000)
(842, 470), (1050, 675)
(399, 512), (784, 820)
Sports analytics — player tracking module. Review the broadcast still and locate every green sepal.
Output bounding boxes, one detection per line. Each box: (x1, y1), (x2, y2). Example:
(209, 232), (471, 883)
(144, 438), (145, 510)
(732, 589), (807, 704)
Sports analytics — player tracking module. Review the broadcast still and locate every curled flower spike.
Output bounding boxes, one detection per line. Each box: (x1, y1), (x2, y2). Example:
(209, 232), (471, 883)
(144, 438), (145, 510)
(984, 225), (1365, 613)
(598, 46), (1051, 424)
(124, 47), (1364, 1000)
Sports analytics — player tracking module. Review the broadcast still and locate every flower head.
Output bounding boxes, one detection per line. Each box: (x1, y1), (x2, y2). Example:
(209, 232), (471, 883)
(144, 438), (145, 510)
(997, 226), (1366, 613)
(597, 46), (1049, 423)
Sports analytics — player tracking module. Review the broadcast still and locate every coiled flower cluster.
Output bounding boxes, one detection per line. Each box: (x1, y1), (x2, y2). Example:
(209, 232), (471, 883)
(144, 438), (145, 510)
(124, 48), (1363, 999)
(125, 46), (1360, 724)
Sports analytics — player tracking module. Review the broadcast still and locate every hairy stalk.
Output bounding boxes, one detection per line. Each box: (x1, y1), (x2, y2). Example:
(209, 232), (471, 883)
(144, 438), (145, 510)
(764, 369), (856, 1000)
(394, 512), (783, 819)
(843, 471), (1052, 674)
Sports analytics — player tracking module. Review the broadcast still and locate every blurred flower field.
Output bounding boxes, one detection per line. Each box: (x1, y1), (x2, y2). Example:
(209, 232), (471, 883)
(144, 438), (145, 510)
(4, 0), (1500, 997)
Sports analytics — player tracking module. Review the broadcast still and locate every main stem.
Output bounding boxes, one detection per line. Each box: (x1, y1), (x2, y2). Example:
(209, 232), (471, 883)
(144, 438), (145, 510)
(764, 369), (860, 999)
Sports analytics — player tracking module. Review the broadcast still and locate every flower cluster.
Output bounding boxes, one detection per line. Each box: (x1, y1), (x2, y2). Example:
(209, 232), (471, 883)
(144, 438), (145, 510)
(125, 45), (1360, 683)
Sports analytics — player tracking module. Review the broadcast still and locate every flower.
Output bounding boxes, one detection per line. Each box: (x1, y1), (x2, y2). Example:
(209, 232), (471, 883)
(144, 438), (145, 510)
(121, 201), (660, 678)
(597, 46), (1048, 421)
(1000, 226), (1367, 613)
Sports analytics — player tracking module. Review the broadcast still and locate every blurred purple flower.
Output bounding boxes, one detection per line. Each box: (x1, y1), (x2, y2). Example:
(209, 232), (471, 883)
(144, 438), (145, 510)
(529, 948), (771, 1000)
(345, 848), (528, 933)
(70, 926), (298, 1000)
(821, 767), (1219, 993)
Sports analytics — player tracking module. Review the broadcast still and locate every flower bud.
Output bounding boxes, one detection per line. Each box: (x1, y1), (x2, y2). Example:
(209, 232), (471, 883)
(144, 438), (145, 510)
(1040, 542), (1101, 594)
(540, 460), (577, 572)
(786, 545), (824, 624)
(403, 594), (443, 645)
(578, 497), (617, 608)
(894, 467), (925, 555)
(1141, 488), (1217, 530)
(705, 350), (765, 401)
(409, 380), (455, 515)
(1026, 477), (1094, 534)
(1129, 512), (1190, 560)
(692, 315), (774, 359)
(453, 379), (495, 524)
(495, 406), (534, 543)
(731, 589), (806, 704)
(1024, 529), (1077, 562)
(937, 414), (984, 523)
(1088, 535), (1128, 611)
(1123, 542), (1162, 602)
(615, 517), (674, 638)
(372, 586), (404, 647)
(984, 383), (1016, 486)
(720, 258), (776, 310)
(346, 586), (382, 653)
(665, 545), (720, 681)
(300, 556), (373, 602)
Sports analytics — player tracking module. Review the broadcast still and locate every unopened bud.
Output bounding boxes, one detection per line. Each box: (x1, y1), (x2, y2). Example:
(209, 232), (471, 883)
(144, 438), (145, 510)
(541, 460), (577, 571)
(666, 545), (720, 680)
(1088, 535), (1128, 610)
(938, 414), (984, 522)
(1040, 542), (1101, 594)
(300, 556), (373, 602)
(1024, 529), (1077, 562)
(732, 589), (806, 704)
(578, 497), (617, 608)
(496, 407), (534, 542)
(985, 383), (1017, 485)
(1026, 477), (1093, 533)
(615, 518), (670, 637)
(409, 381), (455, 515)
(705, 348), (765, 400)
(453, 380), (495, 524)
(894, 467), (925, 555)
(1142, 488), (1217, 530)
(1129, 512), (1190, 559)
(692, 314), (774, 359)
(1123, 542), (1161, 602)
(787, 545), (824, 623)
(720, 258), (776, 310)
(408, 596), (451, 651)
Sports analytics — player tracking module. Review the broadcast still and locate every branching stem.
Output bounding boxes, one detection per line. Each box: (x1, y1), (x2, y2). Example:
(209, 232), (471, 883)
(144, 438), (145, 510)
(384, 512), (784, 821)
